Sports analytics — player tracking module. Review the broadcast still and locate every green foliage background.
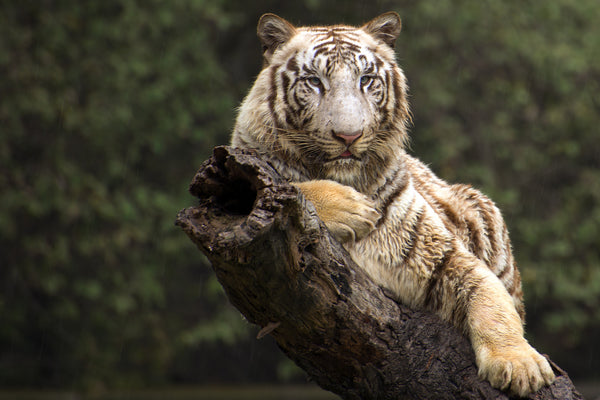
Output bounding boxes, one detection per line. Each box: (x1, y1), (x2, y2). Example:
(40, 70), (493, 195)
(1, 0), (599, 390)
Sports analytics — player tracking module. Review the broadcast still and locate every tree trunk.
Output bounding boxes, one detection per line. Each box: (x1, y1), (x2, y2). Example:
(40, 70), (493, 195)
(175, 146), (582, 400)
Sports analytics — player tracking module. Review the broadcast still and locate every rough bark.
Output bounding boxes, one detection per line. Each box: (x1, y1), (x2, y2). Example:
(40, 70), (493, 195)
(175, 146), (582, 400)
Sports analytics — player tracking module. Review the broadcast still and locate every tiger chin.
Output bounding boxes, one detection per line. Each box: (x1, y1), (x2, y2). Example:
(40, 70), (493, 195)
(231, 12), (555, 397)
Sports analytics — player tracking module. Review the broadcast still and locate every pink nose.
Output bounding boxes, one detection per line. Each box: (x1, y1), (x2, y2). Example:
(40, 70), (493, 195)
(333, 130), (362, 146)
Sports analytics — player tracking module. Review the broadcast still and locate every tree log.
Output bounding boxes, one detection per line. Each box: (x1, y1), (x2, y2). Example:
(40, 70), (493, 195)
(175, 146), (582, 400)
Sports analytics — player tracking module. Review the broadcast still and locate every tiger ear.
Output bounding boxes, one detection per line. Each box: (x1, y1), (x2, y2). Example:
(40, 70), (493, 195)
(361, 12), (402, 48)
(257, 14), (297, 64)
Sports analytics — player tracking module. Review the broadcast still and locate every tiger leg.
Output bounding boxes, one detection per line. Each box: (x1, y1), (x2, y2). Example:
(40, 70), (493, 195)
(459, 259), (555, 397)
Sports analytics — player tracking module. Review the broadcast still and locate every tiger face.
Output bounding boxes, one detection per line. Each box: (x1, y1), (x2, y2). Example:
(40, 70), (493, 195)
(233, 13), (410, 192)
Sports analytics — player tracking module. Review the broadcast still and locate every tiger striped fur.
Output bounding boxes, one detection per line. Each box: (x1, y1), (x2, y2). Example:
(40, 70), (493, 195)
(231, 12), (554, 397)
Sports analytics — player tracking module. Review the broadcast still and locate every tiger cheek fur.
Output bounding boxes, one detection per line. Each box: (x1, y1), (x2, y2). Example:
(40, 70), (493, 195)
(231, 12), (555, 397)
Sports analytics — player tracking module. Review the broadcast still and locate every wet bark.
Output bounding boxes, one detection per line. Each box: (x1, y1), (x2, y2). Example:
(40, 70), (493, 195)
(175, 146), (582, 400)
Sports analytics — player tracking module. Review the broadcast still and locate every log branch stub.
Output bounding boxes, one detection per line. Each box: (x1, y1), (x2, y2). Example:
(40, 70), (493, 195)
(175, 146), (582, 400)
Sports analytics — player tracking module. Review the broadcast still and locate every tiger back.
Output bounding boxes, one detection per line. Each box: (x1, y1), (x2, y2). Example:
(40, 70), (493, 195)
(231, 12), (554, 397)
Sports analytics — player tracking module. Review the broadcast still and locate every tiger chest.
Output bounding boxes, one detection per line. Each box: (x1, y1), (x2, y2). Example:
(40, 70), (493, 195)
(346, 188), (452, 309)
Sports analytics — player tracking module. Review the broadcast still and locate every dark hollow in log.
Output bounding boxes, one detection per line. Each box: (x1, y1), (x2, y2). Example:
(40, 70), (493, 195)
(176, 146), (582, 400)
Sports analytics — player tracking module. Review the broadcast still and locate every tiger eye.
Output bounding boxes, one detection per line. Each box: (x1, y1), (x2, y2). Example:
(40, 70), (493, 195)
(307, 76), (321, 87)
(360, 75), (372, 86)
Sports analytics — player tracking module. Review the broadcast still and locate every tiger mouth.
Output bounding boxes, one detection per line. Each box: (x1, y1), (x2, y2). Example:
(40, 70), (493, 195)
(328, 151), (361, 162)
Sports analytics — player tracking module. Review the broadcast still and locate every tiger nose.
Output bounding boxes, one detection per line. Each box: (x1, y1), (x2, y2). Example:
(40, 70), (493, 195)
(332, 130), (362, 146)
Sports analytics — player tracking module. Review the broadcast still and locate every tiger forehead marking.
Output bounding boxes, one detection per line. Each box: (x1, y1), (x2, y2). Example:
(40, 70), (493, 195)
(287, 28), (390, 79)
(301, 28), (371, 65)
(288, 36), (386, 91)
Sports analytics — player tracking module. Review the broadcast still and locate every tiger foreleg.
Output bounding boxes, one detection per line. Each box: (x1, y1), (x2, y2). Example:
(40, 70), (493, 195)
(462, 262), (555, 397)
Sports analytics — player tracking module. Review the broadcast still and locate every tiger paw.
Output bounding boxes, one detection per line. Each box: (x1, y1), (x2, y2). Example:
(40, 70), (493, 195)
(294, 180), (380, 243)
(476, 341), (555, 397)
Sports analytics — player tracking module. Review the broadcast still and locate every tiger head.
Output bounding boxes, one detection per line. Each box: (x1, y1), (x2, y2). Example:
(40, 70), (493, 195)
(232, 13), (411, 193)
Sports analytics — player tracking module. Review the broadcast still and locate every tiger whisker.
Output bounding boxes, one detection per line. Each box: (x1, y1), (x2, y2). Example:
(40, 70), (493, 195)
(263, 124), (304, 135)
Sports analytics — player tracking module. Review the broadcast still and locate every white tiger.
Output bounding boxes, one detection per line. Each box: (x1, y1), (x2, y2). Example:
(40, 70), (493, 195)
(231, 12), (554, 396)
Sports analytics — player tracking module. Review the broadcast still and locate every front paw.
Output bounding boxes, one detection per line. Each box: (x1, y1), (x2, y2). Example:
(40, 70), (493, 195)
(476, 341), (555, 397)
(294, 180), (380, 243)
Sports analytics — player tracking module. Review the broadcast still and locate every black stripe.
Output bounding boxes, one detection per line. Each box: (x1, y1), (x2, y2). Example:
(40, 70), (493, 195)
(465, 218), (483, 258)
(376, 170), (409, 227)
(358, 54), (367, 69)
(281, 71), (292, 110)
(484, 207), (500, 261)
(375, 164), (401, 198)
(496, 262), (512, 281)
(378, 70), (393, 126)
(363, 63), (375, 75)
(423, 250), (451, 310)
(438, 198), (461, 230)
(285, 113), (298, 130)
(267, 66), (278, 117)
(286, 54), (299, 73)
(400, 205), (424, 263)
(448, 263), (477, 329)
(313, 45), (332, 58)
(392, 69), (404, 119)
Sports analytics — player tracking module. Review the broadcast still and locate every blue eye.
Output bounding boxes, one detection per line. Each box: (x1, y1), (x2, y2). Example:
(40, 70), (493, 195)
(307, 76), (321, 87)
(360, 75), (373, 86)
